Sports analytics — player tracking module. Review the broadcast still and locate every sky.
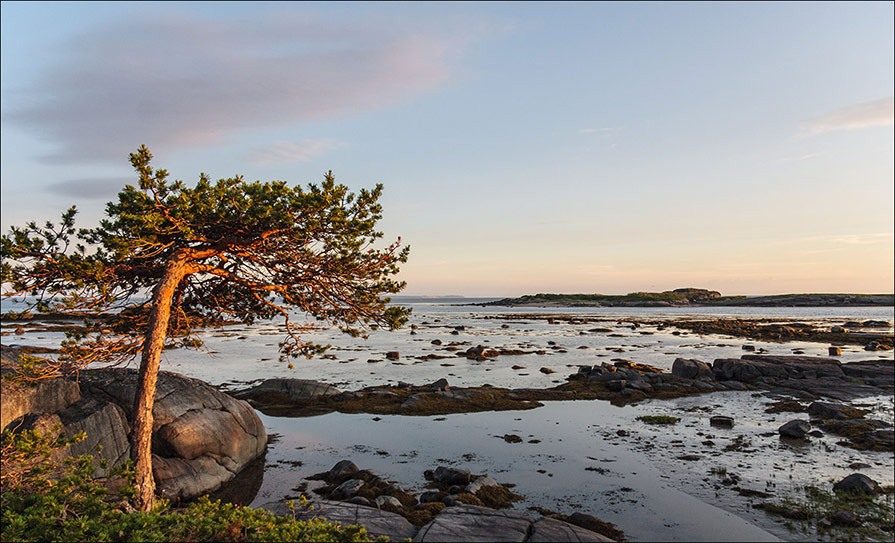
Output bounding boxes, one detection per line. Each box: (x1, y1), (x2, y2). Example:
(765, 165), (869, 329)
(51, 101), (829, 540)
(1, 1), (893, 297)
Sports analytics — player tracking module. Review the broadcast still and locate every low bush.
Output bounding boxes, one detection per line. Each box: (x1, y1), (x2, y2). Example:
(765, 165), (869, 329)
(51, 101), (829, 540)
(1, 429), (383, 542)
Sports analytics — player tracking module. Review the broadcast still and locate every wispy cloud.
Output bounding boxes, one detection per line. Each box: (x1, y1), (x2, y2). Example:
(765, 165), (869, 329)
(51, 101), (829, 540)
(802, 97), (894, 135)
(45, 177), (133, 199)
(2, 9), (478, 164)
(247, 139), (347, 166)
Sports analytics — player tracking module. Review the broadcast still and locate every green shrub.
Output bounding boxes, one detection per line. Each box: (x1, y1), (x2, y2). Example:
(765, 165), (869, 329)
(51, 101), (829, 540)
(2, 429), (383, 542)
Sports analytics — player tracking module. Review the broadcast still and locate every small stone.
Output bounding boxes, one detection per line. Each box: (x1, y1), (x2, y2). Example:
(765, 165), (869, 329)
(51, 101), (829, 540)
(386, 352), (400, 360)
(332, 479), (365, 499)
(778, 419), (811, 439)
(374, 495), (403, 509)
(710, 416), (734, 428)
(828, 346), (842, 356)
(465, 476), (500, 495)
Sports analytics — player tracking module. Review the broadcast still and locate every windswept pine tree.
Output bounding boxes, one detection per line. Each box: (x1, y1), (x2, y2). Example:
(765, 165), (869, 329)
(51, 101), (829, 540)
(1, 145), (410, 511)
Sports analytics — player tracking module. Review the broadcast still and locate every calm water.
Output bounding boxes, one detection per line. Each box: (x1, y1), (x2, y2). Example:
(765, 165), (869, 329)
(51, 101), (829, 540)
(3, 299), (893, 541)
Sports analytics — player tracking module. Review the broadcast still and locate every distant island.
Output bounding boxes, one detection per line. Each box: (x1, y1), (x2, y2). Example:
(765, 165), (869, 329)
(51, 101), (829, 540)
(479, 288), (895, 307)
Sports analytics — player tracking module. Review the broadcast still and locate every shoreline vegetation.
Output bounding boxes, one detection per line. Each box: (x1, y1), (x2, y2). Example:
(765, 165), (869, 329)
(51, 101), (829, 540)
(476, 288), (895, 308)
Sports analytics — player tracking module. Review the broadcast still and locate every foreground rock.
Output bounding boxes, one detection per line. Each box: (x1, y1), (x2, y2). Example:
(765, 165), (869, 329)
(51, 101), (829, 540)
(2, 346), (267, 503)
(262, 500), (613, 542)
(414, 504), (613, 542)
(78, 368), (267, 501)
(295, 461), (619, 541)
(263, 498), (418, 541)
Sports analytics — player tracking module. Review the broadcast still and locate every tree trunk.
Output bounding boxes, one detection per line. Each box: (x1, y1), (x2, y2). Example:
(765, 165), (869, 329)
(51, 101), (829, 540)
(130, 251), (191, 512)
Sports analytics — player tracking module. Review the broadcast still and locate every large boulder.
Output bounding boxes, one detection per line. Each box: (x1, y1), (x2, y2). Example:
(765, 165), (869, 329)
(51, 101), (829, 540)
(77, 368), (267, 501)
(57, 398), (131, 476)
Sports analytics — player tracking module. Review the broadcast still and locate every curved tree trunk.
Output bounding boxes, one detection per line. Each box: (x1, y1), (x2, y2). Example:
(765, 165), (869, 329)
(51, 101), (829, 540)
(131, 251), (191, 512)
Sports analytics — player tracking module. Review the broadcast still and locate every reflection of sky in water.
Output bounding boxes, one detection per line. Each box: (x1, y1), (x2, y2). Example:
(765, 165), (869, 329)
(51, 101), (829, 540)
(3, 302), (893, 541)
(253, 388), (892, 542)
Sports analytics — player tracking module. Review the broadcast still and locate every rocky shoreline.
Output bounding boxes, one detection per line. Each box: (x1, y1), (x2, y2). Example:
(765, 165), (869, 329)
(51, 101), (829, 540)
(234, 353), (894, 453)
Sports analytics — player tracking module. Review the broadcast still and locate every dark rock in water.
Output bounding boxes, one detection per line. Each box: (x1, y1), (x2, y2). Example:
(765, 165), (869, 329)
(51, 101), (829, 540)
(432, 339), (443, 345)
(710, 416), (734, 428)
(428, 466), (472, 486)
(863, 320), (890, 327)
(328, 460), (360, 480)
(672, 358), (713, 380)
(778, 419), (811, 438)
(539, 367), (556, 374)
(742, 345), (756, 351)
(233, 378), (340, 403)
(807, 401), (864, 421)
(833, 473), (879, 495)
(828, 347), (842, 356)
(386, 352), (400, 360)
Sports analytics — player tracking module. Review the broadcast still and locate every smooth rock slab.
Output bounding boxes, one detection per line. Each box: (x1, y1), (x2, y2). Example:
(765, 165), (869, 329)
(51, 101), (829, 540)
(413, 505), (531, 542)
(262, 498), (417, 542)
(529, 517), (614, 542)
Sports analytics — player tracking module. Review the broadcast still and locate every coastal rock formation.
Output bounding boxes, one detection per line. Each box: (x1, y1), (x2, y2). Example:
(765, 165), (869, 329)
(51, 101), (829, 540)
(2, 346), (266, 503)
(78, 368), (267, 501)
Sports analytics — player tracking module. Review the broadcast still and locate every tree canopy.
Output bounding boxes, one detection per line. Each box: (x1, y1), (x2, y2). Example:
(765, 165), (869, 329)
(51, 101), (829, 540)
(2, 145), (410, 367)
(1, 145), (410, 510)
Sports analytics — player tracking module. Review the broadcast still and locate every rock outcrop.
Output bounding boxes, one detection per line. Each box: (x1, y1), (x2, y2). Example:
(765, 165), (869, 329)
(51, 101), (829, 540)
(2, 347), (266, 503)
(77, 368), (267, 501)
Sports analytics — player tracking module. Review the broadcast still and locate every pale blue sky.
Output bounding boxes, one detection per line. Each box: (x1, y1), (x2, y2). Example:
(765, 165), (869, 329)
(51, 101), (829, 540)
(2, 1), (893, 296)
